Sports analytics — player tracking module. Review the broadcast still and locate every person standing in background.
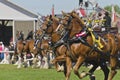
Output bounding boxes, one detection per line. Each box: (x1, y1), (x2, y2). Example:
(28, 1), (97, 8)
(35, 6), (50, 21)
(103, 12), (111, 32)
(79, 0), (83, 7)
(9, 42), (14, 63)
(0, 46), (10, 64)
(0, 42), (4, 61)
(116, 18), (120, 33)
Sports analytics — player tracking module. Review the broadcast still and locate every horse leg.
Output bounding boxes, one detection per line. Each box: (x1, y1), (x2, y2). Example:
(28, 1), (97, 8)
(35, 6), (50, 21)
(23, 52), (28, 68)
(108, 69), (117, 80)
(32, 56), (39, 68)
(87, 60), (109, 80)
(51, 55), (66, 64)
(79, 61), (99, 79)
(108, 57), (117, 80)
(51, 55), (66, 71)
(73, 56), (85, 79)
(11, 54), (16, 64)
(84, 60), (109, 80)
(55, 62), (60, 72)
(87, 62), (99, 80)
(53, 62), (64, 72)
(11, 51), (18, 64)
(64, 57), (72, 80)
(48, 52), (53, 69)
(99, 59), (109, 80)
(89, 63), (98, 74)
(17, 54), (23, 68)
(32, 54), (38, 68)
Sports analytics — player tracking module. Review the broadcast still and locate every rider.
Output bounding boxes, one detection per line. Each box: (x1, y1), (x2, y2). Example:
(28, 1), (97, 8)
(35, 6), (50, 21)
(25, 30), (33, 40)
(103, 12), (111, 32)
(17, 31), (24, 40)
(79, 0), (83, 7)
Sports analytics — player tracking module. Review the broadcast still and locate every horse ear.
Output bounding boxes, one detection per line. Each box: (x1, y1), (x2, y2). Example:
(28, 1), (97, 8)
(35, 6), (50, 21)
(61, 11), (66, 16)
(72, 12), (78, 18)
(71, 10), (76, 14)
(52, 16), (59, 21)
(61, 11), (70, 17)
(49, 15), (52, 19)
(46, 18), (49, 21)
(72, 12), (85, 25)
(46, 16), (50, 21)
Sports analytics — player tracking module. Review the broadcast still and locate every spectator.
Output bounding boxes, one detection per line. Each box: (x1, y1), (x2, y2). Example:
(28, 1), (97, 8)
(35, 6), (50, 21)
(0, 42), (4, 61)
(98, 12), (103, 20)
(0, 46), (10, 64)
(93, 12), (103, 29)
(9, 42), (14, 62)
(117, 19), (120, 33)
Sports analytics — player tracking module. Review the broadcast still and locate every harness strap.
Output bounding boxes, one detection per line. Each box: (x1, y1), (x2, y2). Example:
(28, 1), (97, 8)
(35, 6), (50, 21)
(88, 28), (104, 51)
(77, 38), (105, 55)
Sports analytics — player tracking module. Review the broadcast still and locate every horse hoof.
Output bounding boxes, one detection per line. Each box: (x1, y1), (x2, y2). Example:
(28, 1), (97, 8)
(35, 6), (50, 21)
(90, 75), (96, 80)
(80, 71), (88, 78)
(17, 66), (21, 69)
(57, 66), (64, 72)
(23, 64), (28, 68)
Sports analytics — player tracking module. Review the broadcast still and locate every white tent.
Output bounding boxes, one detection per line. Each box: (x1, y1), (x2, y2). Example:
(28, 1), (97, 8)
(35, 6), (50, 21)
(0, 0), (38, 20)
(0, 0), (38, 44)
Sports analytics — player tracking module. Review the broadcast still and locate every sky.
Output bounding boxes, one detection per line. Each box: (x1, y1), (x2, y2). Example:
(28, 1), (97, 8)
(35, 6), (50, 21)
(10, 0), (120, 15)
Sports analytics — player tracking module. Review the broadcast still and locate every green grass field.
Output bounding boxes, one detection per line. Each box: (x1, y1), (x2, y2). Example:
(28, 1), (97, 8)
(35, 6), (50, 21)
(0, 64), (120, 80)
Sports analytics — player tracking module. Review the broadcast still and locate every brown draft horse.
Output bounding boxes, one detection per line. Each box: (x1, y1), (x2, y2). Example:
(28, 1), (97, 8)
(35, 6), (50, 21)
(33, 30), (52, 69)
(22, 30), (49, 68)
(39, 14), (109, 80)
(35, 15), (68, 70)
(67, 12), (118, 80)
(13, 31), (37, 68)
(103, 33), (118, 80)
(23, 39), (38, 66)
(33, 16), (61, 68)
(51, 11), (118, 80)
(21, 29), (51, 68)
(50, 12), (108, 80)
(24, 38), (49, 68)
(115, 33), (120, 67)
(13, 38), (25, 68)
(23, 39), (37, 56)
(115, 33), (120, 53)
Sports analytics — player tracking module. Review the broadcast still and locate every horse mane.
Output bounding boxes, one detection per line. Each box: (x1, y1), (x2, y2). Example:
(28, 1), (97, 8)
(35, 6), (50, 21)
(51, 16), (60, 32)
(63, 11), (85, 38)
(71, 11), (85, 26)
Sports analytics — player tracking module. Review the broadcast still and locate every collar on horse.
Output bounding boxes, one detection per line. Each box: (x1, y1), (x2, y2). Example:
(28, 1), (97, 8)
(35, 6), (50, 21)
(68, 26), (105, 55)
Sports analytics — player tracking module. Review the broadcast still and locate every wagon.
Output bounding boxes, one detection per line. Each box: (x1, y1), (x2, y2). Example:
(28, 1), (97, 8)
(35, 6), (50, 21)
(94, 27), (118, 36)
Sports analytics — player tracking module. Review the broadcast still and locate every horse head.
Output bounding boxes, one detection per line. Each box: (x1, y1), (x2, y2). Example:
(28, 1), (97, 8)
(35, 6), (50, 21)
(61, 11), (85, 39)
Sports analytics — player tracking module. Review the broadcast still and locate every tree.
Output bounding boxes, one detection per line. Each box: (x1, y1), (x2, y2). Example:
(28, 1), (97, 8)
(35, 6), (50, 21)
(104, 5), (120, 14)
